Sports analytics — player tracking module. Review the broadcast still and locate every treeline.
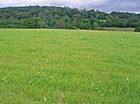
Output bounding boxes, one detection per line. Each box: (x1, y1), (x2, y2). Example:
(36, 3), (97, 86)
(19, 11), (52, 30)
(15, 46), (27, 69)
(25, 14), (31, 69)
(0, 6), (140, 29)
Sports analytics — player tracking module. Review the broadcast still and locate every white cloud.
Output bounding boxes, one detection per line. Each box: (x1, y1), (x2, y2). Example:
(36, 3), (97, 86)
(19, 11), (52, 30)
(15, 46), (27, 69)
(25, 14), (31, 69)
(0, 0), (108, 8)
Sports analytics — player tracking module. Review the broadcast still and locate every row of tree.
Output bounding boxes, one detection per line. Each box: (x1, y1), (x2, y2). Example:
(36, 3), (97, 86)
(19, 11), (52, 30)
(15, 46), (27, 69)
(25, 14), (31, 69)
(0, 6), (140, 29)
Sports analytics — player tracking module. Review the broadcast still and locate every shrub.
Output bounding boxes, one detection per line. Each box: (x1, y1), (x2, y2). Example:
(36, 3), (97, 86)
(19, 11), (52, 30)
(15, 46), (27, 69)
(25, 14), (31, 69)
(96, 27), (105, 30)
(54, 21), (65, 29)
(65, 23), (76, 29)
(134, 27), (140, 32)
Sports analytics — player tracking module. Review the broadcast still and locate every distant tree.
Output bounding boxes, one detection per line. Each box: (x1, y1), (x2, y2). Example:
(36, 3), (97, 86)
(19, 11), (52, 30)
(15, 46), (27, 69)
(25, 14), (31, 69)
(64, 16), (70, 22)
(105, 15), (115, 27)
(54, 15), (60, 19)
(114, 19), (127, 27)
(136, 21), (140, 27)
(89, 17), (97, 24)
(72, 14), (81, 19)
(0, 6), (140, 29)
(91, 22), (99, 30)
(65, 23), (75, 29)
(54, 20), (65, 29)
(23, 17), (42, 28)
(127, 17), (139, 27)
(98, 20), (106, 27)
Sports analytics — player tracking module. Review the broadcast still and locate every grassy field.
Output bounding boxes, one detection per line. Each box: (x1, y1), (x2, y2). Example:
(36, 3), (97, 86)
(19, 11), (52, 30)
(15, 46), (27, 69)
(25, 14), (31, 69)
(104, 27), (135, 31)
(0, 29), (140, 104)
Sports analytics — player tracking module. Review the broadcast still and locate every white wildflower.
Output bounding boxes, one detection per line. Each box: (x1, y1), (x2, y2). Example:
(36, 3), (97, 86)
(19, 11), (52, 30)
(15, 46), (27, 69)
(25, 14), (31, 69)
(101, 93), (104, 96)
(99, 81), (101, 83)
(126, 77), (129, 80)
(44, 97), (47, 102)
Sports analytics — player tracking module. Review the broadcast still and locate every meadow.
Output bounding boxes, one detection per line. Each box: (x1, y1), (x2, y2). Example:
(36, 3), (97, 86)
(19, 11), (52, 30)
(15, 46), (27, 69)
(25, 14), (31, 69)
(104, 27), (135, 31)
(0, 29), (140, 104)
(104, 27), (135, 30)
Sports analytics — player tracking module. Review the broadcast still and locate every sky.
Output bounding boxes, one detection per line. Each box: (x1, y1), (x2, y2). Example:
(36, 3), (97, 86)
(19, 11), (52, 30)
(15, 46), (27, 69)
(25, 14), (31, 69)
(0, 0), (140, 13)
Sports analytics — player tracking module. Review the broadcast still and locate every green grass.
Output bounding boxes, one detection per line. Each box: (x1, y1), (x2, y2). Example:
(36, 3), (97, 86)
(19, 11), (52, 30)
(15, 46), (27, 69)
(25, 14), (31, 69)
(104, 27), (135, 31)
(0, 29), (140, 104)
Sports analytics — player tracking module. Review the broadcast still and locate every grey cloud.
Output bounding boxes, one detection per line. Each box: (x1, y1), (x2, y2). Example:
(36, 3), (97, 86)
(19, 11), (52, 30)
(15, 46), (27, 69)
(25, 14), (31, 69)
(93, 0), (140, 12)
(0, 0), (140, 13)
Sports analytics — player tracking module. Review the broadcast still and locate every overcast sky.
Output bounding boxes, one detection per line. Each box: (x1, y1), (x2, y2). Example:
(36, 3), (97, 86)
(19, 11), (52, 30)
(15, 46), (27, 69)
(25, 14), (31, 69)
(0, 0), (140, 13)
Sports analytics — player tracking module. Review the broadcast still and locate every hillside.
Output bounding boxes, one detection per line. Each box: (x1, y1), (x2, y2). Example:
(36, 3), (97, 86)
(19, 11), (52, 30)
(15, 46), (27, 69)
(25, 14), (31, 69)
(0, 6), (140, 29)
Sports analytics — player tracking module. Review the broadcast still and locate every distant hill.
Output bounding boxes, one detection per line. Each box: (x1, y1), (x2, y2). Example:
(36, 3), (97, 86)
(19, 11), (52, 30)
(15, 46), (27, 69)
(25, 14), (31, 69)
(0, 6), (140, 29)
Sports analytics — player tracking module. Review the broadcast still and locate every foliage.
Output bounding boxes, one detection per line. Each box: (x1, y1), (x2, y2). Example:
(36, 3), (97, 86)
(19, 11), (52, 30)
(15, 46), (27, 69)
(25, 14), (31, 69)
(0, 6), (140, 29)
(96, 27), (105, 30)
(134, 27), (140, 32)
(91, 22), (99, 30)
(54, 20), (65, 29)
